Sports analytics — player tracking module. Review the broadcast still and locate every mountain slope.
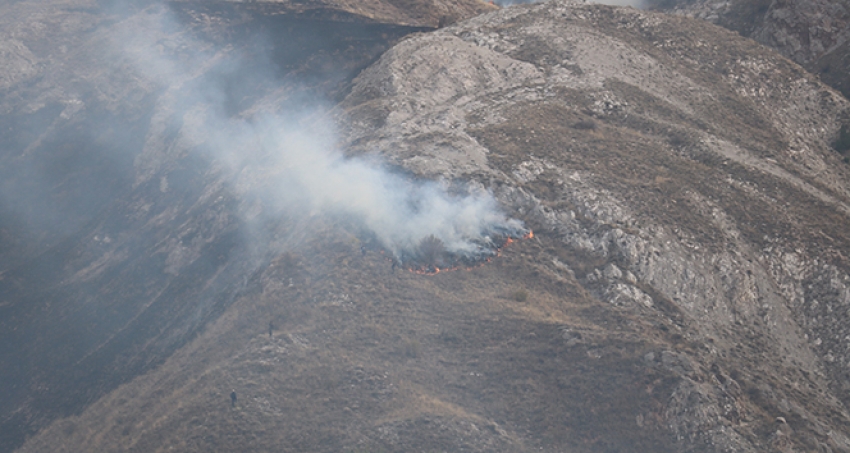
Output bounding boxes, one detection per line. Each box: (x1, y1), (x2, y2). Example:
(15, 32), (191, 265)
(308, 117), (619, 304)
(11, 1), (850, 453)
(340, 1), (850, 450)
(650, 0), (850, 100)
(0, 0), (459, 449)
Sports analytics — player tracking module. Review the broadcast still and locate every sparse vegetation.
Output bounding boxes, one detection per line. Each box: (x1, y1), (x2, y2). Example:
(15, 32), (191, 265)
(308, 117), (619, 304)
(418, 234), (445, 266)
(834, 124), (850, 155)
(402, 338), (422, 358)
(510, 288), (528, 302)
(572, 119), (597, 130)
(667, 130), (695, 150)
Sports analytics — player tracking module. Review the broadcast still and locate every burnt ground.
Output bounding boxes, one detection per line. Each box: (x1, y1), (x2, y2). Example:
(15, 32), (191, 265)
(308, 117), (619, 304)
(0, 4), (431, 451)
(168, 1), (434, 103)
(19, 216), (687, 453)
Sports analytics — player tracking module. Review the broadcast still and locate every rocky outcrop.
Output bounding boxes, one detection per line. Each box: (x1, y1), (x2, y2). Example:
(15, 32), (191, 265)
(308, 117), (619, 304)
(652, 0), (850, 99)
(340, 1), (850, 450)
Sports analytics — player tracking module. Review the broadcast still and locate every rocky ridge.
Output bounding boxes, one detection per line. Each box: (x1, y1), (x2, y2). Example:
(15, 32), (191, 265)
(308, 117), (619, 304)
(170, 0), (499, 27)
(654, 0), (850, 99)
(4, 0), (850, 452)
(340, 1), (850, 450)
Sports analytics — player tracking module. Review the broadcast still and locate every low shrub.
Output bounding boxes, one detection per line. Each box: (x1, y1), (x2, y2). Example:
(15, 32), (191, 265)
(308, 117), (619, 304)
(403, 339), (421, 358)
(834, 124), (850, 154)
(418, 235), (445, 267)
(573, 119), (597, 130)
(510, 289), (528, 302)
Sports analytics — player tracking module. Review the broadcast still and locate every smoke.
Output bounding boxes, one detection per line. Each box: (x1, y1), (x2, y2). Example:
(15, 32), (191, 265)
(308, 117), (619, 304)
(117, 3), (526, 263)
(200, 110), (525, 261)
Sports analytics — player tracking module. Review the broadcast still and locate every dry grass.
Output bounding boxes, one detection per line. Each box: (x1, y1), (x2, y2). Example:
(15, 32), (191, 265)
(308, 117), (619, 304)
(20, 218), (682, 453)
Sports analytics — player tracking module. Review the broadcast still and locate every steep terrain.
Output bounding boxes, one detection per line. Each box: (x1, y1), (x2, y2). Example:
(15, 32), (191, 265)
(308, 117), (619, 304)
(5, 0), (850, 452)
(339, 2), (850, 450)
(651, 0), (850, 100)
(0, 0), (492, 450)
(171, 0), (499, 27)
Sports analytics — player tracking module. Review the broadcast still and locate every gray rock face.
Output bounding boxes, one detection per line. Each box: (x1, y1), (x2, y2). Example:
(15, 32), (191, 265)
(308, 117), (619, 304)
(340, 1), (850, 450)
(654, 0), (850, 98)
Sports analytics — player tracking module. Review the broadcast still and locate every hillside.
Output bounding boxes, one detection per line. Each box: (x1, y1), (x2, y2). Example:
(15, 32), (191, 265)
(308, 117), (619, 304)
(650, 0), (850, 100)
(0, 0), (489, 449)
(4, 0), (850, 452)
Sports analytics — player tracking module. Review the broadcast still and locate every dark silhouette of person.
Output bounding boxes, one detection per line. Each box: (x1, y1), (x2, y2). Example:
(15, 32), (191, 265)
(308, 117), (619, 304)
(230, 389), (237, 407)
(269, 321), (274, 338)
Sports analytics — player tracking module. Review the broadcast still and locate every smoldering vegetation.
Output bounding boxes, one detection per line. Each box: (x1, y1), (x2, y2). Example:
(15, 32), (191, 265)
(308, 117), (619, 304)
(0, 2), (524, 450)
(121, 3), (528, 266)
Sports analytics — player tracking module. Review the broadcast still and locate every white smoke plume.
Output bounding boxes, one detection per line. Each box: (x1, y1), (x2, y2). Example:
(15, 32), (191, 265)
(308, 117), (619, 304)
(205, 111), (525, 261)
(117, 4), (525, 263)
